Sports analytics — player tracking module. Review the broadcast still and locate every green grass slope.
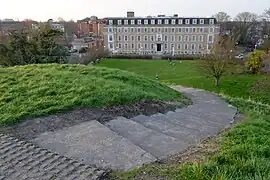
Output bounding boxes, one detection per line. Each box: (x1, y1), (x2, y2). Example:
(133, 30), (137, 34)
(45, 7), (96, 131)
(0, 64), (186, 125)
(98, 59), (270, 104)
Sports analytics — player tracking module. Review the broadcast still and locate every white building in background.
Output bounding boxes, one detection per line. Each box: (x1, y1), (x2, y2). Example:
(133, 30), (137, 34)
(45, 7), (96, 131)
(103, 12), (220, 55)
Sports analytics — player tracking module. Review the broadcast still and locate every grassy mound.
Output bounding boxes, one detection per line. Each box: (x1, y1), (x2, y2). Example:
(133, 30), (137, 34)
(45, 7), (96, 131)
(0, 64), (186, 125)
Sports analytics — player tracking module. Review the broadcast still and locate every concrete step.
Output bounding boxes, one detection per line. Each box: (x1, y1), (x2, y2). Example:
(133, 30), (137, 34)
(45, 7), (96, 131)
(33, 120), (156, 171)
(132, 115), (201, 144)
(105, 117), (187, 159)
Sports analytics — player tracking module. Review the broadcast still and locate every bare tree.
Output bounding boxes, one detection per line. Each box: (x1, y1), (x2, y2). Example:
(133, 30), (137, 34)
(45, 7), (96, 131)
(199, 35), (236, 86)
(212, 12), (231, 22)
(233, 12), (259, 45)
(57, 17), (65, 23)
(262, 8), (270, 21)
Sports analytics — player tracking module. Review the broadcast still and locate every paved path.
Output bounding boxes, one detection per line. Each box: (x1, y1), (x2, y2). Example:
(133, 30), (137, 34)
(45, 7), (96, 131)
(33, 86), (237, 171)
(0, 86), (238, 178)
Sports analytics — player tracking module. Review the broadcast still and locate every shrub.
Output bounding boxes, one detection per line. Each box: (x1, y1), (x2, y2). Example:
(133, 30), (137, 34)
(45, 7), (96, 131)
(245, 50), (265, 74)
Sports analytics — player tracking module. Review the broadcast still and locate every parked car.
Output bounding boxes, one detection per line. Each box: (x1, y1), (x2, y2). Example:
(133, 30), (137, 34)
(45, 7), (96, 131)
(235, 54), (244, 60)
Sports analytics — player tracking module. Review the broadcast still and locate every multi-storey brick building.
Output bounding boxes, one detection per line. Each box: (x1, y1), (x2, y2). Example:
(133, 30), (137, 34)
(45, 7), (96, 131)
(77, 16), (106, 37)
(103, 12), (220, 55)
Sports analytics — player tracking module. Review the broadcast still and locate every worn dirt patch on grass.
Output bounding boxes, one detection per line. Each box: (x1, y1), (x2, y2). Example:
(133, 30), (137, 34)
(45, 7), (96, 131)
(0, 100), (188, 141)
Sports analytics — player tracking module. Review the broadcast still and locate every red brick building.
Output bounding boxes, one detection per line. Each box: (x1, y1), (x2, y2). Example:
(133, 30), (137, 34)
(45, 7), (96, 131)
(76, 16), (106, 37)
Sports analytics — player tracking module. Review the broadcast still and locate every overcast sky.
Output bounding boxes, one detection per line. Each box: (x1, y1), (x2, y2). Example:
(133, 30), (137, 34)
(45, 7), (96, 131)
(1, 0), (269, 21)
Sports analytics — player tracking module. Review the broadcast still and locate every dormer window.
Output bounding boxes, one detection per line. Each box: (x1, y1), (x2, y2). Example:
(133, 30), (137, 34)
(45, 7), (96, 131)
(137, 19), (142, 25)
(158, 19), (162, 24)
(185, 19), (190, 24)
(192, 19), (197, 24)
(117, 20), (122, 25)
(151, 19), (155, 24)
(172, 19), (176, 24)
(124, 20), (128, 25)
(144, 19), (148, 24)
(165, 19), (169, 24)
(209, 19), (215, 25)
(200, 19), (205, 24)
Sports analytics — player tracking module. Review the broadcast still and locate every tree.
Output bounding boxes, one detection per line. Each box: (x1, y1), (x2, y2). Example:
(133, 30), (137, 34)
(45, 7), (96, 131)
(199, 35), (236, 87)
(233, 12), (259, 46)
(0, 26), (69, 67)
(262, 7), (270, 21)
(57, 17), (65, 22)
(212, 12), (231, 22)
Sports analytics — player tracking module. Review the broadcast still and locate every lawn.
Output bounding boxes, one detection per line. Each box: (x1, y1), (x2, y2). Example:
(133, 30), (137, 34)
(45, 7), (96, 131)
(98, 59), (270, 104)
(0, 64), (187, 125)
(97, 59), (270, 180)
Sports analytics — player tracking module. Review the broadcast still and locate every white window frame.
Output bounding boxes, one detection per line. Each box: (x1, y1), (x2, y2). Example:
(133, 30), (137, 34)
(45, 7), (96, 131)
(118, 43), (122, 49)
(151, 19), (155, 24)
(144, 19), (148, 24)
(192, 35), (196, 42)
(108, 28), (113, 33)
(209, 27), (214, 33)
(117, 20), (122, 25)
(172, 19), (176, 24)
(178, 28), (182, 33)
(109, 20), (113, 25)
(144, 35), (148, 41)
(200, 27), (204, 33)
(184, 35), (189, 42)
(208, 35), (213, 42)
(165, 19), (169, 24)
(131, 36), (134, 41)
(178, 36), (182, 42)
(184, 44), (188, 50)
(200, 19), (205, 24)
(191, 43), (195, 50)
(109, 35), (113, 41)
(185, 28), (189, 33)
(158, 19), (162, 24)
(200, 35), (203, 42)
(124, 36), (128, 41)
(185, 19), (190, 24)
(124, 20), (128, 25)
(131, 20), (135, 25)
(177, 43), (181, 49)
(118, 36), (121, 41)
(209, 19), (214, 25)
(137, 19), (142, 25)
(171, 36), (175, 42)
(178, 19), (183, 24)
(192, 19), (197, 24)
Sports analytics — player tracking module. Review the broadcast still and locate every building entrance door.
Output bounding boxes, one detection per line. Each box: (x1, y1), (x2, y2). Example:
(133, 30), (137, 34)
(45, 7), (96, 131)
(157, 44), (161, 52)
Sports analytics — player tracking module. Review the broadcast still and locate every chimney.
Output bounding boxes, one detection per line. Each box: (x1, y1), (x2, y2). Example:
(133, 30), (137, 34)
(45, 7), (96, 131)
(173, 14), (178, 17)
(127, 11), (135, 17)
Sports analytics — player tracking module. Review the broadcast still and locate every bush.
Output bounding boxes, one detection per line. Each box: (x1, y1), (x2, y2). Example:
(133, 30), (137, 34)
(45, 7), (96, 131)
(107, 54), (202, 60)
(245, 50), (265, 74)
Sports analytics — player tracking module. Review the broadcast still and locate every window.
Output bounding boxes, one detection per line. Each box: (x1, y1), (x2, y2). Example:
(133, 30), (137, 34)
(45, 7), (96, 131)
(191, 44), (195, 50)
(184, 35), (189, 42)
(145, 44), (147, 49)
(164, 43), (168, 49)
(164, 35), (168, 41)
(172, 28), (175, 33)
(144, 35), (148, 41)
(144, 28), (147, 33)
(165, 28), (168, 33)
(131, 36), (134, 41)
(109, 43), (113, 49)
(158, 19), (162, 24)
(209, 19), (214, 25)
(185, 19), (190, 24)
(124, 36), (128, 41)
(172, 19), (176, 24)
(208, 45), (212, 50)
(108, 28), (113, 33)
(178, 28), (182, 33)
(209, 27), (214, 33)
(137, 20), (142, 25)
(192, 35), (196, 41)
(200, 19), (204, 24)
(165, 19), (169, 24)
(151, 28), (154, 32)
(208, 35), (213, 42)
(199, 35), (203, 42)
(151, 44), (154, 49)
(171, 36), (175, 42)
(200, 27), (204, 33)
(118, 28), (121, 32)
(138, 44), (141, 49)
(109, 35), (113, 41)
(124, 20), (128, 25)
(184, 44), (188, 50)
(121, 28), (124, 32)
(171, 44), (175, 49)
(178, 36), (182, 41)
(124, 28), (128, 33)
(177, 44), (181, 49)
(131, 20), (135, 25)
(131, 44), (134, 49)
(118, 44), (121, 48)
(158, 28), (161, 32)
(198, 44), (202, 49)
(138, 28), (141, 32)
(117, 20), (122, 25)
(151, 19), (155, 24)
(192, 19), (197, 24)
(185, 28), (189, 33)
(178, 19), (183, 24)
(109, 20), (113, 25)
(151, 36), (154, 41)
(125, 44), (128, 49)
(193, 28), (196, 33)
(144, 19), (148, 24)
(137, 36), (141, 41)
(130, 28), (134, 33)
(118, 36), (121, 41)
